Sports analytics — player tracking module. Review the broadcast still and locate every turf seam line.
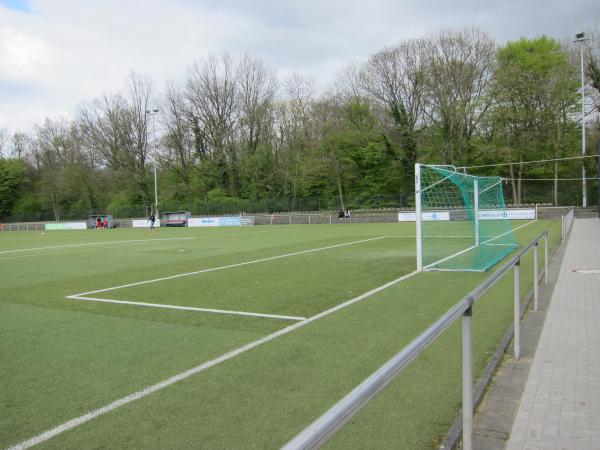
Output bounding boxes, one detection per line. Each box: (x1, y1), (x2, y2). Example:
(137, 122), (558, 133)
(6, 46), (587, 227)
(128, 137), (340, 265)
(9, 269), (419, 450)
(66, 296), (306, 321)
(0, 237), (197, 254)
(70, 237), (387, 297)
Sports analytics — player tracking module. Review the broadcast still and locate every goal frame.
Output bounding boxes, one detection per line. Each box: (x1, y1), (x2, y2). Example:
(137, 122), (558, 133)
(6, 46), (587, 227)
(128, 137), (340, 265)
(415, 163), (514, 272)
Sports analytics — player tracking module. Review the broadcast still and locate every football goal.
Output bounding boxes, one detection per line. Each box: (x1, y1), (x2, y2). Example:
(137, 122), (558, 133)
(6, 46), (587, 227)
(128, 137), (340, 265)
(415, 164), (518, 272)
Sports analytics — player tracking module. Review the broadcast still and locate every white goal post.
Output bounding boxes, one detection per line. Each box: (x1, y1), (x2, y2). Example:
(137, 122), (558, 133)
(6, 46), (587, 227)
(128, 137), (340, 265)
(415, 163), (517, 272)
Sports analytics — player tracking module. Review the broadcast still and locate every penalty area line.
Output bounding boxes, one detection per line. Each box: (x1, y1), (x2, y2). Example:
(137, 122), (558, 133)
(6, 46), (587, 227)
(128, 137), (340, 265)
(66, 295), (306, 321)
(71, 236), (387, 297)
(11, 269), (419, 450)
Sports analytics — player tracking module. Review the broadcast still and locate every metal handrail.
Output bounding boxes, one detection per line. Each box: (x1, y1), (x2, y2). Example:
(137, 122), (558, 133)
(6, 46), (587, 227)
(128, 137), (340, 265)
(283, 230), (549, 450)
(562, 207), (575, 243)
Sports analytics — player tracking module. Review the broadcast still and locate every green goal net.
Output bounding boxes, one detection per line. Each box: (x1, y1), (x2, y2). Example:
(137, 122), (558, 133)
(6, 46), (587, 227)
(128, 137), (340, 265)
(415, 164), (518, 272)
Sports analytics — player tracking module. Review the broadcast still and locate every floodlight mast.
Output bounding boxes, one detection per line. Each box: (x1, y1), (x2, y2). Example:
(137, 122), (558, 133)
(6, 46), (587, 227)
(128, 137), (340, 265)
(574, 32), (589, 207)
(146, 108), (159, 217)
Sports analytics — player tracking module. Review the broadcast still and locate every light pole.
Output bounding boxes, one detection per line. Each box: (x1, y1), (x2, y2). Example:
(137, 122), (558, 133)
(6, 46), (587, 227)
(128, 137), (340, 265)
(145, 108), (159, 218)
(575, 32), (589, 207)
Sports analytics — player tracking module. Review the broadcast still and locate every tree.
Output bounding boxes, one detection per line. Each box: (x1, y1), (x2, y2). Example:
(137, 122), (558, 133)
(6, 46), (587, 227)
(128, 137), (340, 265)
(422, 28), (496, 165)
(314, 100), (397, 210)
(10, 131), (32, 160)
(491, 36), (578, 205)
(583, 28), (600, 126)
(237, 54), (277, 155)
(0, 158), (28, 217)
(78, 73), (155, 208)
(161, 81), (197, 199)
(236, 54), (278, 200)
(359, 39), (426, 203)
(271, 73), (317, 209)
(0, 129), (8, 158)
(185, 54), (239, 194)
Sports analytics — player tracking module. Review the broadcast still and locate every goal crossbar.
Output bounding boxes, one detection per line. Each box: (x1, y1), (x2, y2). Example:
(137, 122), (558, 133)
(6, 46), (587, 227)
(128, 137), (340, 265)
(415, 164), (517, 272)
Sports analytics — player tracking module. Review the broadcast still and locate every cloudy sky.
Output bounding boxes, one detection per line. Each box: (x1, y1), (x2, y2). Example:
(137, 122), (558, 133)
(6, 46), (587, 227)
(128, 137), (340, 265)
(1, 0), (598, 134)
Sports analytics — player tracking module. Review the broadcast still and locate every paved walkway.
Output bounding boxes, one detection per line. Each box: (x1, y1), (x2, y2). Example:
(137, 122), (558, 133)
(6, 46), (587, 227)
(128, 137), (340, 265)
(506, 218), (600, 450)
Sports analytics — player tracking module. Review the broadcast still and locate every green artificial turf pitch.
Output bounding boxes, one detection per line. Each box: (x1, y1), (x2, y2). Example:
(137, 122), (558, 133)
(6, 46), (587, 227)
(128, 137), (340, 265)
(0, 220), (561, 449)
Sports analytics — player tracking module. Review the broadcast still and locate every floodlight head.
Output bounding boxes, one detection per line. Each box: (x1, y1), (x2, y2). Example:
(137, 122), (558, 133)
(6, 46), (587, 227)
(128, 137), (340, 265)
(575, 32), (585, 40)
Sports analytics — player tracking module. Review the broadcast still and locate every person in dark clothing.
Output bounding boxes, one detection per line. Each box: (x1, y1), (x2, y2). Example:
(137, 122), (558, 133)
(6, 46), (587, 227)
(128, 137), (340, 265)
(148, 213), (156, 230)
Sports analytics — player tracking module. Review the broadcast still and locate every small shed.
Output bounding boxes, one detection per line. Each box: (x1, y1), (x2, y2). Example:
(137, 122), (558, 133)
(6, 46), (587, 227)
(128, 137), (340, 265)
(162, 211), (191, 227)
(89, 215), (114, 229)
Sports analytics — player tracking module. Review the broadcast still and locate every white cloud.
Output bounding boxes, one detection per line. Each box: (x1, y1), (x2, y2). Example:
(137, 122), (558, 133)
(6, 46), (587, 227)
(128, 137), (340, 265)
(0, 0), (599, 134)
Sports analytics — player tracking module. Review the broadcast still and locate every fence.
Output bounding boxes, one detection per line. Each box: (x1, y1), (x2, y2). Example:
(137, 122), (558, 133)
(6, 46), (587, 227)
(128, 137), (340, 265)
(0, 207), (587, 232)
(283, 231), (549, 450)
(561, 207), (575, 243)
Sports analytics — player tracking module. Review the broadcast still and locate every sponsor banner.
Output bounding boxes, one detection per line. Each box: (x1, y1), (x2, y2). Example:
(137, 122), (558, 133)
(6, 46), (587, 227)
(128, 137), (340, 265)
(188, 217), (219, 227)
(188, 216), (254, 227)
(45, 222), (87, 230)
(398, 211), (450, 222)
(219, 216), (241, 227)
(132, 219), (161, 228)
(45, 223), (65, 230)
(64, 222), (87, 230)
(241, 216), (255, 226)
(479, 209), (535, 220)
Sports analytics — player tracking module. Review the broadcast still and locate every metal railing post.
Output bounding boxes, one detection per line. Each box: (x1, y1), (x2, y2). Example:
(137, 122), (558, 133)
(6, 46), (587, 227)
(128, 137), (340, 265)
(461, 306), (473, 450)
(513, 260), (521, 360)
(544, 234), (549, 286)
(533, 243), (539, 311)
(283, 231), (550, 449)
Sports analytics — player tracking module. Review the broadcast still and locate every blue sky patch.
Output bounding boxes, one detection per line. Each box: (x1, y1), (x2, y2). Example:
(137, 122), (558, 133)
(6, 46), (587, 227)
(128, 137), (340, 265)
(0, 0), (32, 13)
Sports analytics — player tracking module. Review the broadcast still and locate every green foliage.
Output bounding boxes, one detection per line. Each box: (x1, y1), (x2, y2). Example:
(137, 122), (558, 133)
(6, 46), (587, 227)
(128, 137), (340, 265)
(499, 36), (570, 74)
(0, 158), (28, 217)
(313, 102), (403, 209)
(1, 34), (596, 220)
(488, 36), (581, 204)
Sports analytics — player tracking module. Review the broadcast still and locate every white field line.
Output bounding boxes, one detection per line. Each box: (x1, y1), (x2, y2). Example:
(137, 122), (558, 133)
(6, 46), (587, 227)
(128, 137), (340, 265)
(71, 237), (386, 297)
(423, 243), (478, 271)
(67, 296), (306, 321)
(384, 235), (471, 238)
(0, 237), (197, 254)
(0, 229), (292, 261)
(10, 269), (419, 450)
(481, 219), (537, 244)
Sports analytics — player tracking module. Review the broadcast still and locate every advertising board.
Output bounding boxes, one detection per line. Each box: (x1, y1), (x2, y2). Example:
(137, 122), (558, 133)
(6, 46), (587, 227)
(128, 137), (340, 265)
(44, 222), (87, 230)
(132, 219), (161, 228)
(398, 211), (450, 222)
(479, 209), (535, 220)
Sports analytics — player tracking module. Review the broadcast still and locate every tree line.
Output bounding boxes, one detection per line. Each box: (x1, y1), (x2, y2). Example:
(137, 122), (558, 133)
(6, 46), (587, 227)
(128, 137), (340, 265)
(1, 28), (599, 221)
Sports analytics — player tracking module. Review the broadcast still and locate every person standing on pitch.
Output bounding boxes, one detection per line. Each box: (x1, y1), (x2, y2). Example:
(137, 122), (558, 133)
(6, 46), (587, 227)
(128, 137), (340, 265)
(148, 212), (156, 230)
